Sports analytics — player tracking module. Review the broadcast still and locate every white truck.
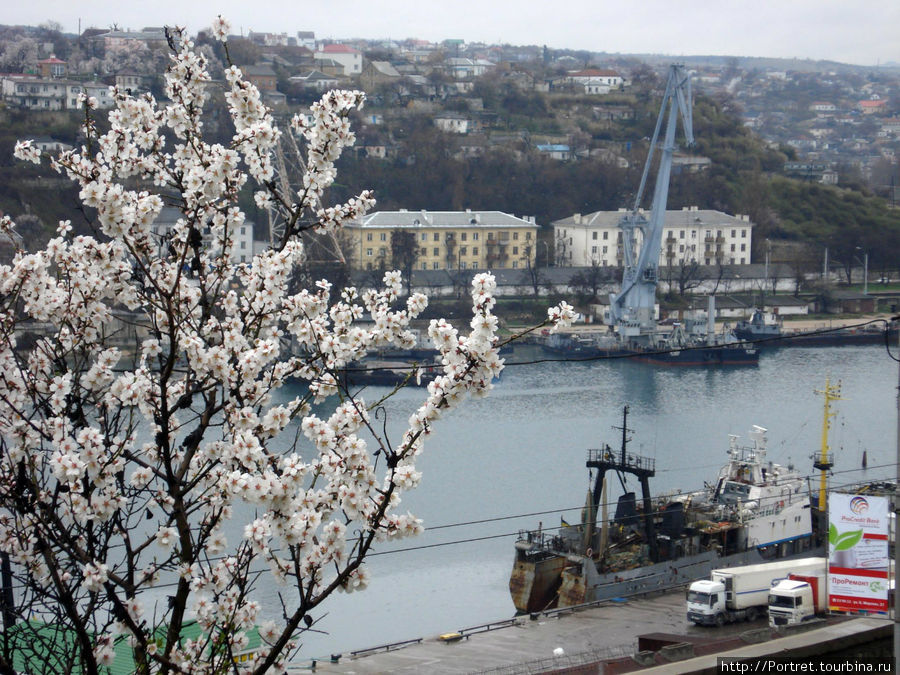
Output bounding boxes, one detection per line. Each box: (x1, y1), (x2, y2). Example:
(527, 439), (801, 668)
(686, 557), (826, 627)
(768, 572), (826, 626)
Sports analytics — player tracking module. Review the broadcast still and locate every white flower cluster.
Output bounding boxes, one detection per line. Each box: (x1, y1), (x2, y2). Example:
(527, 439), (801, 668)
(0, 18), (574, 674)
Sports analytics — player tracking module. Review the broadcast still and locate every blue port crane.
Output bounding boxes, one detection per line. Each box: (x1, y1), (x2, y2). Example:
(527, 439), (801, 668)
(608, 65), (694, 345)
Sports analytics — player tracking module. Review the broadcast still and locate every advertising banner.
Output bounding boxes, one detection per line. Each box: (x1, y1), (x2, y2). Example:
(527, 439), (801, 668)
(827, 492), (889, 613)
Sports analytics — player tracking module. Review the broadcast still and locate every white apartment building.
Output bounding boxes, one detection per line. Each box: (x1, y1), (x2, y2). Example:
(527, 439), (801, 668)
(152, 207), (256, 264)
(1, 76), (114, 110)
(552, 206), (754, 268)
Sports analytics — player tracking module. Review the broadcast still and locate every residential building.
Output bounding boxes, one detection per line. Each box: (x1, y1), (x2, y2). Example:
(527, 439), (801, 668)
(296, 31), (317, 51)
(241, 64), (277, 92)
(90, 28), (167, 52)
(314, 44), (362, 76)
(116, 72), (146, 93)
(552, 206), (754, 268)
(361, 60), (401, 88)
(346, 209), (540, 271)
(858, 98), (887, 115)
(152, 207), (255, 264)
(443, 57), (495, 80)
(566, 68), (623, 95)
(289, 71), (341, 92)
(37, 56), (67, 79)
(434, 112), (472, 134)
(536, 144), (570, 160)
(0, 76), (112, 110)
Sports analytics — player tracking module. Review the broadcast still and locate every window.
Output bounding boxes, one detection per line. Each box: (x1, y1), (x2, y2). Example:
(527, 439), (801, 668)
(705, 230), (711, 239)
(741, 229), (747, 238)
(730, 244), (735, 252)
(420, 248), (426, 256)
(421, 233), (427, 242)
(472, 246), (478, 255)
(460, 246), (467, 256)
(460, 261), (467, 269)
(731, 229), (736, 238)
(433, 247), (439, 256)
(366, 233), (373, 241)
(741, 243), (746, 251)
(379, 233), (386, 241)
(421, 262), (427, 270)
(679, 244), (684, 252)
(512, 261), (518, 268)
(513, 232), (519, 240)
(240, 226), (246, 235)
(602, 246), (608, 254)
(592, 231), (598, 240)
(434, 233), (440, 241)
(526, 232), (532, 240)
(740, 257), (746, 264)
(591, 246), (598, 254)
(513, 246), (518, 255)
(471, 263), (478, 270)
(472, 232), (478, 241)
(679, 230), (685, 239)
(240, 241), (246, 249)
(603, 231), (609, 240)
(433, 262), (439, 269)
(461, 232), (467, 241)
(691, 230), (696, 239)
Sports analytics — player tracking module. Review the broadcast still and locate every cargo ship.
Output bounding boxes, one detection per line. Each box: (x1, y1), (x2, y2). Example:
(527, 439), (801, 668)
(510, 408), (816, 613)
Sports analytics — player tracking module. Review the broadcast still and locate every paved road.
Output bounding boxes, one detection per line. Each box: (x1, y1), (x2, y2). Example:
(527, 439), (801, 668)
(308, 588), (770, 674)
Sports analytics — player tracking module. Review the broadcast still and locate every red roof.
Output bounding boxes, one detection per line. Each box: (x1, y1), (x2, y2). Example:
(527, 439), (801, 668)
(321, 44), (359, 54)
(38, 56), (66, 64)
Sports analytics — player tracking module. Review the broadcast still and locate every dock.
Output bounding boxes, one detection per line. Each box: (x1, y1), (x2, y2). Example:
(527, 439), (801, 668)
(304, 589), (888, 673)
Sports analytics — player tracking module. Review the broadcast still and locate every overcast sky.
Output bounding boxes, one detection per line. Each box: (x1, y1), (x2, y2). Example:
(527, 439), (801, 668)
(7, 0), (899, 66)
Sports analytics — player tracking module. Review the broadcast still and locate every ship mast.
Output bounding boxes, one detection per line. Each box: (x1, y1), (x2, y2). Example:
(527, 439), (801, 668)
(813, 379), (843, 512)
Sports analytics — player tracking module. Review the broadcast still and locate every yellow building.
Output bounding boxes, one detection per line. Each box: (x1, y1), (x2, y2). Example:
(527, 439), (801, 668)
(346, 209), (540, 271)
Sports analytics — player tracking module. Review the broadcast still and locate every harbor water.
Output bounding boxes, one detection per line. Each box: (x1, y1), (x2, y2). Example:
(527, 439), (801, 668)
(270, 344), (898, 661)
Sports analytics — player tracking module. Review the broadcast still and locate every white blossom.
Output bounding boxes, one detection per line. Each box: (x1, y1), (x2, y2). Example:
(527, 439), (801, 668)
(0, 16), (553, 673)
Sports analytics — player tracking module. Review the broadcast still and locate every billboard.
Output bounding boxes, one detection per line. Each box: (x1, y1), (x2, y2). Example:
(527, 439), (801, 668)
(827, 492), (890, 613)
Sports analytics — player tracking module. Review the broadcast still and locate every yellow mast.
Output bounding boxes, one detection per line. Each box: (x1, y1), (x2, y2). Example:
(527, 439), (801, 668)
(813, 379), (843, 512)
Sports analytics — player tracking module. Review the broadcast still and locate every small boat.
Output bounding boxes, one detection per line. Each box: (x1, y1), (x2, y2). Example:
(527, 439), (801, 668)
(343, 359), (438, 388)
(510, 407), (817, 613)
(734, 309), (896, 347)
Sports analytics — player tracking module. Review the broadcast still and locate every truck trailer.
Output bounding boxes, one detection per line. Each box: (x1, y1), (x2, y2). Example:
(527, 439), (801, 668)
(687, 557), (826, 626)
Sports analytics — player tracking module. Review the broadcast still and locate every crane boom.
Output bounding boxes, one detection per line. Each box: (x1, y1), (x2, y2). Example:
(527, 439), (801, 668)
(609, 65), (693, 343)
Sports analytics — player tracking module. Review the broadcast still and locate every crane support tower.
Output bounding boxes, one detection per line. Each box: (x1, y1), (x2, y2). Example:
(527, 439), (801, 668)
(609, 65), (693, 344)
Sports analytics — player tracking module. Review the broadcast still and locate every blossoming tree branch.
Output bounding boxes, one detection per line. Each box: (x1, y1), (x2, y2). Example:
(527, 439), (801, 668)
(0, 16), (574, 674)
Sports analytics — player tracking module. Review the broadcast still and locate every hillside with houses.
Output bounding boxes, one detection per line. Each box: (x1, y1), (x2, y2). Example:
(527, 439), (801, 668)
(0, 21), (899, 320)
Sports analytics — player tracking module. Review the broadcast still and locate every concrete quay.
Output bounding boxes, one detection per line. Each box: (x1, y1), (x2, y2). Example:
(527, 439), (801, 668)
(306, 589), (886, 674)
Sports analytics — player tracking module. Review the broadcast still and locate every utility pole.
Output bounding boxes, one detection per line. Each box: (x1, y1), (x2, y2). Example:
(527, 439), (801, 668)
(894, 317), (899, 668)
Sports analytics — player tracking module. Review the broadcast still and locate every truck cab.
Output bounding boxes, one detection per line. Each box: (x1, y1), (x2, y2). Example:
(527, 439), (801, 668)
(768, 576), (822, 626)
(686, 579), (726, 625)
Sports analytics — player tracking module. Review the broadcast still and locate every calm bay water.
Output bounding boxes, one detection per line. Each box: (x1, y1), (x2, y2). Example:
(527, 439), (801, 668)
(273, 344), (898, 661)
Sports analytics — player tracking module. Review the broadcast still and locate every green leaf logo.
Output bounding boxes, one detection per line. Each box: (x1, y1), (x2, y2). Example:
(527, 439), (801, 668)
(829, 528), (863, 551)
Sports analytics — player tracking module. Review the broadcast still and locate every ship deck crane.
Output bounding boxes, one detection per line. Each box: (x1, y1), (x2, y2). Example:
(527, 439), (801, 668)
(609, 65), (693, 345)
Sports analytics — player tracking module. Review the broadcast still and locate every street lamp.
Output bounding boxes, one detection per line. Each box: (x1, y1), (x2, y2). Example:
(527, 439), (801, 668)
(538, 240), (550, 268)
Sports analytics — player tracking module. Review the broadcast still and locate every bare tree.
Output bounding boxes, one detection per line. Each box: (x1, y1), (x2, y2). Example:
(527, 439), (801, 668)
(390, 229), (419, 296)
